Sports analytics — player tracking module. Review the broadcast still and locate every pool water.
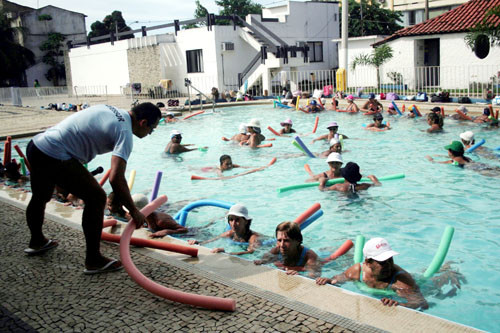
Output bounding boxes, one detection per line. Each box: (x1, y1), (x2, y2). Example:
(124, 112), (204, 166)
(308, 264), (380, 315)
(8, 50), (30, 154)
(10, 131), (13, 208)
(12, 105), (500, 331)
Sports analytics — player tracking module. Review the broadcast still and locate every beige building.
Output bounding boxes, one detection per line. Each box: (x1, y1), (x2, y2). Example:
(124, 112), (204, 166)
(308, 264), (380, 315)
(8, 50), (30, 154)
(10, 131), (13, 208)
(381, 0), (469, 26)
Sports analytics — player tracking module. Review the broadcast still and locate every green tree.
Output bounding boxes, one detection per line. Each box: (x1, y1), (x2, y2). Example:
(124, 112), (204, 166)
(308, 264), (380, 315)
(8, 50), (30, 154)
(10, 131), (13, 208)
(345, 0), (402, 37)
(351, 44), (393, 87)
(184, 0), (209, 29)
(40, 32), (65, 86)
(88, 11), (134, 42)
(186, 0), (262, 28)
(0, 10), (35, 86)
(465, 5), (500, 50)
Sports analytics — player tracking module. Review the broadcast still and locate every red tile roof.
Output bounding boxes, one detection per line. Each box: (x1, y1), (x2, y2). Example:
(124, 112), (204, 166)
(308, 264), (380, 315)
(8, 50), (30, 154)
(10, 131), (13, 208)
(374, 0), (500, 46)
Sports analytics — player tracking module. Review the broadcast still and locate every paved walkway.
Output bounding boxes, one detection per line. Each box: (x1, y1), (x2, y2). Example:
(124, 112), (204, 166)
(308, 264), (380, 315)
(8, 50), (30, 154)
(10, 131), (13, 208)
(0, 200), (353, 333)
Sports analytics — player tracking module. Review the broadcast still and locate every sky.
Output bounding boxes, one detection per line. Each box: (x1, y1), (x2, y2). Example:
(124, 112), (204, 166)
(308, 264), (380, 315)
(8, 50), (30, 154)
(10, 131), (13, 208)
(10, 0), (292, 33)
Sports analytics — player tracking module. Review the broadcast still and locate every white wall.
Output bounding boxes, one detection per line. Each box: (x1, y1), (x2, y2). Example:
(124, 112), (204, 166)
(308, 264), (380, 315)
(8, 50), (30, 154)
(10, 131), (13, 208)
(69, 40), (129, 94)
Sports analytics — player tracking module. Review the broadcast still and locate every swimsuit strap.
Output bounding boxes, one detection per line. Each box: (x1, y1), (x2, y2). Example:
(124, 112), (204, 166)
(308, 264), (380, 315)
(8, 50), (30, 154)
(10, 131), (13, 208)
(323, 172), (329, 179)
(387, 270), (405, 289)
(296, 246), (308, 267)
(349, 184), (357, 193)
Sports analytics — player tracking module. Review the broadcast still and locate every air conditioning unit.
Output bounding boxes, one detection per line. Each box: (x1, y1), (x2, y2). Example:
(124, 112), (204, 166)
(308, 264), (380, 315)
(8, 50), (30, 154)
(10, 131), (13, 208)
(221, 42), (235, 52)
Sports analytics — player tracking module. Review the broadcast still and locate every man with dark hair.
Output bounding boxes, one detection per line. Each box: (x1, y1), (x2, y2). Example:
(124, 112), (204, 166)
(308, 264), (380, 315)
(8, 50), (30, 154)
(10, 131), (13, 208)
(24, 103), (161, 274)
(254, 221), (320, 277)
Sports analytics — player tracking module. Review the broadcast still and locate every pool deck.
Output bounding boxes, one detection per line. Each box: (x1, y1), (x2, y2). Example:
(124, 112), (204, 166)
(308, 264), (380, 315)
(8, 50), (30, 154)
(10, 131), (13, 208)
(0, 100), (485, 332)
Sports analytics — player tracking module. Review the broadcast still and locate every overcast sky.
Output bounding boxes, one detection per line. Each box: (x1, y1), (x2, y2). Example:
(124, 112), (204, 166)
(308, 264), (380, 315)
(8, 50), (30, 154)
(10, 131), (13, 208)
(10, 0), (292, 33)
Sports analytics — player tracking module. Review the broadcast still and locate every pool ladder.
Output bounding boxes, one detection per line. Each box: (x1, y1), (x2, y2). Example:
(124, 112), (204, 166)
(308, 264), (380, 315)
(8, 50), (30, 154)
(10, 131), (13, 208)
(184, 79), (216, 113)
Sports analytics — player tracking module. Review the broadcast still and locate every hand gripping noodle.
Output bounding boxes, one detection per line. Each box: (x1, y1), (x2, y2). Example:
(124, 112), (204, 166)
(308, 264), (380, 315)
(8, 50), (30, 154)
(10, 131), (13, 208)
(119, 195), (236, 311)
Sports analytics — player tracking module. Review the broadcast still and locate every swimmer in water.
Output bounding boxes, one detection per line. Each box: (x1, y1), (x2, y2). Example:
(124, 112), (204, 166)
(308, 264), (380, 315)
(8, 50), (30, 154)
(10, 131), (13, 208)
(279, 118), (296, 135)
(366, 113), (390, 130)
(188, 203), (260, 255)
(426, 141), (471, 166)
(240, 119), (265, 148)
(164, 130), (207, 154)
(319, 137), (342, 158)
(230, 123), (250, 142)
(311, 122), (348, 143)
(319, 161), (380, 193)
(306, 152), (343, 182)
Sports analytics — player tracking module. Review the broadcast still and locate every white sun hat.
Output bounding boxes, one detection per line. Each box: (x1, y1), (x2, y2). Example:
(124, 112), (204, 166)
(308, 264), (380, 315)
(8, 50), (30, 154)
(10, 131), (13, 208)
(326, 152), (343, 163)
(226, 203), (251, 221)
(329, 138), (340, 146)
(239, 123), (247, 134)
(460, 131), (474, 142)
(170, 130), (182, 138)
(247, 118), (261, 129)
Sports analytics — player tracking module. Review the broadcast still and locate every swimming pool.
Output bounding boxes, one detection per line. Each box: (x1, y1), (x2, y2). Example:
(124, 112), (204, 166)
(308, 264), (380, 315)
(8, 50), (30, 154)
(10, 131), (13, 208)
(13, 104), (500, 331)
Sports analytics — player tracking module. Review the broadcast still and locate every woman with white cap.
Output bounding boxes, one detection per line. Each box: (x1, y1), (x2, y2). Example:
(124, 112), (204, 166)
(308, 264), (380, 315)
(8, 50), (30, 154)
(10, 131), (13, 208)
(316, 237), (428, 309)
(279, 118), (296, 135)
(319, 137), (343, 158)
(230, 123), (250, 142)
(240, 119), (266, 148)
(188, 203), (261, 255)
(164, 130), (207, 154)
(306, 152), (343, 182)
(311, 121), (349, 144)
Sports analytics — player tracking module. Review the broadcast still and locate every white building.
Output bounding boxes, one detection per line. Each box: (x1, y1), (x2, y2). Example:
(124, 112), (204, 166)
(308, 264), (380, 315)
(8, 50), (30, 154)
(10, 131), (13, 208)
(1, 0), (86, 87)
(67, 1), (340, 96)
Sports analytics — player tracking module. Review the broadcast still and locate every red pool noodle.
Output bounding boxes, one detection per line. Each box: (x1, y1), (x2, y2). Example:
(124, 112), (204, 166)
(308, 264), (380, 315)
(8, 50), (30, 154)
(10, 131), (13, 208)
(120, 195), (236, 311)
(13, 144), (31, 172)
(321, 240), (354, 264)
(182, 110), (204, 120)
(294, 203), (321, 225)
(99, 168), (111, 186)
(267, 126), (281, 136)
(256, 143), (272, 148)
(455, 109), (471, 121)
(440, 106), (445, 117)
(3, 141), (11, 165)
(496, 110), (499, 120)
(312, 116), (319, 133)
(221, 137), (231, 141)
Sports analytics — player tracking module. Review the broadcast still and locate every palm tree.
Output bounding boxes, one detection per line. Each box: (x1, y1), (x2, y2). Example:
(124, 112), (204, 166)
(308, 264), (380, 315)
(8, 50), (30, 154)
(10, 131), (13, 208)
(0, 10), (35, 86)
(351, 44), (393, 88)
(465, 5), (500, 58)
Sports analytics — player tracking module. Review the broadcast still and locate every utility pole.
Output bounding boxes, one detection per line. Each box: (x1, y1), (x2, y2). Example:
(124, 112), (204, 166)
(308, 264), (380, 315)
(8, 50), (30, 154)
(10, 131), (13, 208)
(424, 0), (429, 20)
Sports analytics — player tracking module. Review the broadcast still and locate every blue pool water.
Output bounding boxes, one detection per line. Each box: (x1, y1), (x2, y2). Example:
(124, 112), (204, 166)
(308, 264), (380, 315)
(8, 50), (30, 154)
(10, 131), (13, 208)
(12, 105), (500, 331)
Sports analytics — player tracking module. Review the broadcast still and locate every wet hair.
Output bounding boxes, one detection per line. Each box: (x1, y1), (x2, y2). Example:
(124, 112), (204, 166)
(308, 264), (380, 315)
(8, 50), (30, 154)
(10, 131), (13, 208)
(219, 154), (231, 165)
(373, 113), (383, 121)
(275, 221), (303, 244)
(483, 108), (490, 116)
(427, 112), (442, 126)
(131, 102), (162, 126)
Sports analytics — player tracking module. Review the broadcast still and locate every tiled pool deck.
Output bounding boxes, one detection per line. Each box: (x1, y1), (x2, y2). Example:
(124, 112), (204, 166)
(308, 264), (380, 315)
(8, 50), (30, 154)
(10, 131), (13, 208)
(0, 102), (484, 332)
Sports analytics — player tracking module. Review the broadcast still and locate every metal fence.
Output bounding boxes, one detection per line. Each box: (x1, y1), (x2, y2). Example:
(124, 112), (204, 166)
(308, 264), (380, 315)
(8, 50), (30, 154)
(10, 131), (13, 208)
(345, 64), (500, 99)
(0, 86), (109, 108)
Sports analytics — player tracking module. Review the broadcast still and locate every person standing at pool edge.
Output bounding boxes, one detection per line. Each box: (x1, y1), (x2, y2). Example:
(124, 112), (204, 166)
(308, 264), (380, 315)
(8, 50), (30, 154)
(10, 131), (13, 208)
(24, 103), (161, 274)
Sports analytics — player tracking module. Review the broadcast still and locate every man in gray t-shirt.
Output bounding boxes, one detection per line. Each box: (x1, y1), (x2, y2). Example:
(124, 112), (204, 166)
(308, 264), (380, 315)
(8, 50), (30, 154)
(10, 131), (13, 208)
(24, 103), (161, 275)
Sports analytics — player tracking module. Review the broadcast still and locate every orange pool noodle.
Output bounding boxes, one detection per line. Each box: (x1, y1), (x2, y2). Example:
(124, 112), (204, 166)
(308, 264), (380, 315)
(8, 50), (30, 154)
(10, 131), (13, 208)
(182, 110), (204, 120)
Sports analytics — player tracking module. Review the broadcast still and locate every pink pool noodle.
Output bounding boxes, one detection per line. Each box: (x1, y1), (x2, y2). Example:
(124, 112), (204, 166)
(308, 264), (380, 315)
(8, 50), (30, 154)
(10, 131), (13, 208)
(150, 171), (163, 202)
(119, 195), (237, 311)
(182, 110), (204, 120)
(294, 203), (321, 225)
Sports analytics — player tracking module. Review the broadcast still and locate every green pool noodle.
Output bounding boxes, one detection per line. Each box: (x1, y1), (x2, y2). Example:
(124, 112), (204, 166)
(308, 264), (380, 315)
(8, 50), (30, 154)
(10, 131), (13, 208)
(20, 157), (26, 176)
(198, 147), (208, 152)
(277, 173), (405, 193)
(423, 226), (454, 278)
(354, 235), (365, 264)
(292, 140), (305, 153)
(83, 163), (88, 169)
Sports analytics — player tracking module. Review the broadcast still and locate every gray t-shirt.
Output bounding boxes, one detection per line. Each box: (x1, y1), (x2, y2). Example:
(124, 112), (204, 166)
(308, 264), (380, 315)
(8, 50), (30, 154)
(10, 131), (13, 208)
(34, 104), (133, 163)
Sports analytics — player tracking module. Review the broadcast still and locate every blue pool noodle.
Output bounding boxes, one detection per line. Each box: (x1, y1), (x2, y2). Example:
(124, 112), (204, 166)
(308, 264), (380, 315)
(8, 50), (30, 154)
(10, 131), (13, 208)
(391, 101), (402, 115)
(299, 209), (323, 230)
(294, 135), (315, 158)
(465, 139), (485, 153)
(150, 171), (163, 202)
(174, 199), (234, 226)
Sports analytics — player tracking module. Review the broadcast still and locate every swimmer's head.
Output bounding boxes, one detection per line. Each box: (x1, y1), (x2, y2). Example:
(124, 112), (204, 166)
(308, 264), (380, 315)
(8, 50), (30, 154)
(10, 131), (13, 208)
(227, 203), (252, 232)
(444, 141), (465, 156)
(459, 131), (474, 144)
(341, 162), (362, 184)
(427, 112), (440, 124)
(346, 95), (354, 101)
(458, 105), (468, 114)
(170, 130), (182, 141)
(483, 107), (491, 116)
(310, 100), (317, 106)
(369, 93), (375, 100)
(166, 112), (174, 118)
(238, 123), (247, 134)
(363, 237), (399, 261)
(280, 118), (293, 127)
(275, 221), (302, 245)
(373, 113), (383, 122)
(246, 119), (261, 133)
(132, 193), (149, 210)
(219, 154), (233, 169)
(327, 121), (339, 132)
(430, 106), (441, 113)
(326, 152), (343, 166)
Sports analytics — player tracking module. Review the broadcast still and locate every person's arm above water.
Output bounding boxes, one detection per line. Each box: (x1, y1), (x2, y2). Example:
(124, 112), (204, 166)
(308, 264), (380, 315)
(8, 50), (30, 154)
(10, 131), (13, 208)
(382, 272), (428, 309)
(316, 263), (361, 285)
(367, 175), (381, 185)
(109, 155), (146, 229)
(425, 155), (453, 164)
(188, 229), (232, 246)
(311, 134), (328, 143)
(213, 233), (260, 255)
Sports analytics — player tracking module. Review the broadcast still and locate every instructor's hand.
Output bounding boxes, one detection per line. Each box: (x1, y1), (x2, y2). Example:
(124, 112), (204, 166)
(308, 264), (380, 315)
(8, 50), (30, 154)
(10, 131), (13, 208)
(129, 209), (146, 229)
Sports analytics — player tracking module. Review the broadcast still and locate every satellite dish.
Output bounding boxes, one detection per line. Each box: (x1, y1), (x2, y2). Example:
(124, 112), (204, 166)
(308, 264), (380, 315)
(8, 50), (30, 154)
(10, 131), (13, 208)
(474, 34), (490, 59)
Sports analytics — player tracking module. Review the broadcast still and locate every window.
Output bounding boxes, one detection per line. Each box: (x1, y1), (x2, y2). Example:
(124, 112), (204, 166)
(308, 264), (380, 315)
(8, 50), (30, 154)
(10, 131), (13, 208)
(408, 10), (416, 25)
(307, 41), (323, 62)
(186, 49), (203, 73)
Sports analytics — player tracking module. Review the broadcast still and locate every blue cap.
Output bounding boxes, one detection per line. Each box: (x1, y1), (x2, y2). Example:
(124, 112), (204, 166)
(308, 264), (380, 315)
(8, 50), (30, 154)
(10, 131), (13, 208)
(369, 93), (375, 99)
(311, 100), (317, 105)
